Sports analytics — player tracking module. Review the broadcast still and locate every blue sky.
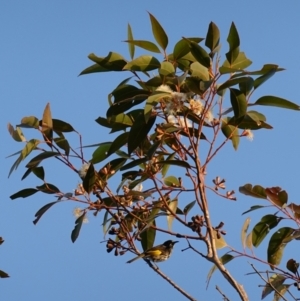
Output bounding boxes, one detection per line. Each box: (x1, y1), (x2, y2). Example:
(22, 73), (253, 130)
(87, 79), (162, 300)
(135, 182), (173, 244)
(2, 1), (300, 300)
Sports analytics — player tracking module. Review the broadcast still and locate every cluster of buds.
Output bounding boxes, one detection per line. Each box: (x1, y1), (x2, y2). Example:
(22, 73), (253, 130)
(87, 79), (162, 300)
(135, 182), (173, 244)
(213, 176), (226, 191)
(106, 238), (126, 256)
(188, 215), (204, 233)
(108, 227), (126, 241)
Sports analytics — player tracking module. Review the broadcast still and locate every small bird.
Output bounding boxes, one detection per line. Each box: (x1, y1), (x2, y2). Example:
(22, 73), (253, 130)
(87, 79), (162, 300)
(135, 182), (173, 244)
(126, 240), (178, 264)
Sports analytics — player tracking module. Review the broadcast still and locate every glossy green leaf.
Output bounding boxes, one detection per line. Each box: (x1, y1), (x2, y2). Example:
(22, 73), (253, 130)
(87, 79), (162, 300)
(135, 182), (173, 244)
(221, 118), (239, 150)
(19, 116), (39, 129)
(33, 201), (58, 225)
(185, 39), (211, 68)
(32, 166), (45, 181)
(159, 61), (175, 76)
(102, 210), (110, 234)
(147, 140), (161, 159)
(183, 200), (196, 216)
(41, 103), (53, 143)
(225, 22), (240, 64)
(10, 188), (38, 200)
(231, 64), (284, 77)
(123, 55), (160, 72)
(205, 22), (220, 54)
(255, 96), (300, 110)
(239, 184), (267, 199)
(220, 52), (252, 74)
(156, 160), (190, 169)
(190, 62), (209, 81)
(148, 12), (168, 50)
(71, 212), (85, 243)
(26, 151), (60, 168)
(88, 52), (127, 71)
(241, 217), (251, 249)
(252, 215), (282, 247)
(167, 199), (178, 231)
(52, 119), (75, 132)
(7, 123), (26, 142)
(124, 40), (160, 53)
(242, 205), (266, 215)
(91, 142), (112, 164)
(163, 176), (180, 187)
(239, 77), (254, 95)
(230, 88), (247, 119)
(207, 253), (234, 286)
(79, 63), (109, 75)
(82, 163), (95, 194)
(253, 66), (277, 90)
(268, 227), (295, 268)
(261, 274), (286, 300)
(141, 220), (156, 251)
(127, 24), (134, 59)
(173, 37), (204, 60)
(128, 114), (156, 155)
(36, 183), (60, 194)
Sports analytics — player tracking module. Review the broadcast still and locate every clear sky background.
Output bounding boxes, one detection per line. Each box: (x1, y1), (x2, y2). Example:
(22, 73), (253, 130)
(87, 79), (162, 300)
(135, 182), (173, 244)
(1, 1), (300, 301)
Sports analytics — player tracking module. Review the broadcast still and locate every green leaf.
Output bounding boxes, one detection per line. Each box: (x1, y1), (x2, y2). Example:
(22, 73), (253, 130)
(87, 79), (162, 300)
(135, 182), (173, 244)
(286, 258), (299, 274)
(32, 166), (45, 181)
(0, 270), (9, 278)
(164, 176), (180, 187)
(120, 157), (148, 171)
(239, 184), (267, 199)
(127, 24), (135, 59)
(239, 77), (254, 95)
(255, 96), (300, 110)
(41, 103), (53, 143)
(148, 12), (168, 50)
(241, 217), (251, 249)
(124, 40), (160, 53)
(102, 210), (110, 234)
(79, 63), (109, 75)
(220, 52), (252, 74)
(91, 142), (112, 164)
(190, 62), (209, 81)
(252, 215), (282, 247)
(52, 119), (75, 132)
(268, 227), (295, 268)
(71, 212), (85, 243)
(205, 22), (220, 55)
(207, 253), (234, 287)
(156, 160), (191, 169)
(225, 22), (240, 64)
(183, 200), (196, 215)
(217, 77), (253, 92)
(19, 116), (39, 129)
(7, 123), (26, 142)
(26, 151), (60, 168)
(88, 52), (127, 71)
(54, 133), (70, 156)
(242, 205), (266, 215)
(123, 55), (160, 72)
(159, 61), (175, 76)
(261, 274), (286, 300)
(253, 66), (277, 90)
(107, 132), (130, 156)
(273, 284), (290, 301)
(128, 114), (156, 155)
(221, 117), (240, 150)
(185, 39), (211, 68)
(36, 183), (60, 194)
(33, 201), (58, 225)
(173, 37), (204, 60)
(10, 188), (38, 200)
(230, 88), (247, 119)
(141, 220), (156, 251)
(82, 163), (95, 194)
(167, 199), (178, 231)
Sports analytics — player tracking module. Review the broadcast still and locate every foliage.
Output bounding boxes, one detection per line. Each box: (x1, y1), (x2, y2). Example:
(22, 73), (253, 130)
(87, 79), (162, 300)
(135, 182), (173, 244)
(7, 13), (300, 301)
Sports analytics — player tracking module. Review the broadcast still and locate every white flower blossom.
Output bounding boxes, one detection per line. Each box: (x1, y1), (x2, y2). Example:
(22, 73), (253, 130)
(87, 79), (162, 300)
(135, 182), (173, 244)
(78, 163), (90, 180)
(189, 99), (204, 115)
(156, 84), (173, 93)
(205, 110), (214, 123)
(167, 115), (192, 128)
(243, 129), (254, 141)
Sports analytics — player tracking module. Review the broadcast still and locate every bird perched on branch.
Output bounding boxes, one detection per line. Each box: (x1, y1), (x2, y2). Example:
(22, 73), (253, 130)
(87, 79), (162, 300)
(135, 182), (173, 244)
(126, 240), (178, 263)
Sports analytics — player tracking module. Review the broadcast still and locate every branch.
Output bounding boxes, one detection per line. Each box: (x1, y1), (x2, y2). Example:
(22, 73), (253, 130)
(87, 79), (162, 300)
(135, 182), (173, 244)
(146, 260), (198, 301)
(216, 285), (231, 301)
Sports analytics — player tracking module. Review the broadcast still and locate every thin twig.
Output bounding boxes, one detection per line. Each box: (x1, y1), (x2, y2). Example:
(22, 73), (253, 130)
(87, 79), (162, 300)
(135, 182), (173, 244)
(216, 285), (231, 301)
